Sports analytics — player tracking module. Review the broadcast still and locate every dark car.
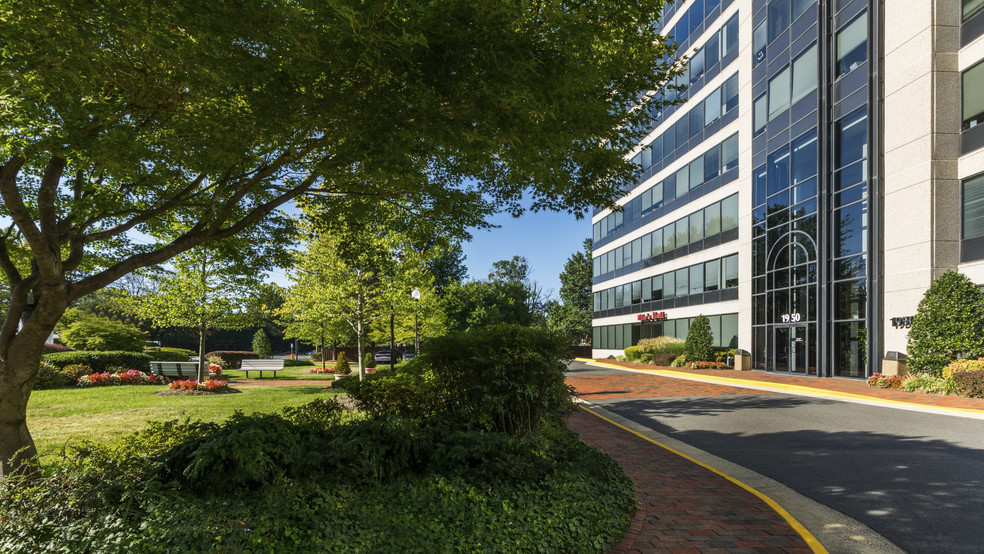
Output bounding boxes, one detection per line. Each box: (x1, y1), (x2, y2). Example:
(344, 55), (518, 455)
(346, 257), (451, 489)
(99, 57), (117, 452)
(374, 350), (402, 364)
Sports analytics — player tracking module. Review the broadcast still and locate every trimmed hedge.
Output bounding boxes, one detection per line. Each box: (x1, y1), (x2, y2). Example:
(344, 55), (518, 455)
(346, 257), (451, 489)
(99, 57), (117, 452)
(907, 270), (984, 374)
(42, 351), (152, 372)
(953, 370), (984, 398)
(143, 347), (193, 362)
(203, 351), (258, 369)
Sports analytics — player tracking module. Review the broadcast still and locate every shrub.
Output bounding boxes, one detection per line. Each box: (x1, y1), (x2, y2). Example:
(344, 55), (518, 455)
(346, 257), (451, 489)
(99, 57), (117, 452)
(335, 351), (351, 375)
(685, 361), (727, 369)
(284, 359), (310, 367)
(650, 353), (676, 366)
(420, 324), (573, 436)
(43, 342), (73, 354)
(907, 270), (984, 375)
(309, 351), (323, 362)
(345, 366), (446, 420)
(636, 336), (686, 355)
(61, 364), (95, 382)
(78, 370), (163, 388)
(43, 351), (152, 372)
(60, 313), (146, 352)
(252, 330), (273, 359)
(952, 370), (984, 398)
(639, 352), (654, 364)
(901, 374), (957, 394)
(669, 354), (687, 367)
(942, 357), (984, 380)
(623, 346), (641, 362)
(203, 351), (258, 369)
(364, 352), (377, 368)
(144, 346), (194, 362)
(34, 361), (71, 390)
(684, 315), (714, 362)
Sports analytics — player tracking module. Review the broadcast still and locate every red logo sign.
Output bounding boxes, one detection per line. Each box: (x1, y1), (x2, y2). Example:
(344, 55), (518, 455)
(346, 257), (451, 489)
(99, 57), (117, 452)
(637, 311), (667, 321)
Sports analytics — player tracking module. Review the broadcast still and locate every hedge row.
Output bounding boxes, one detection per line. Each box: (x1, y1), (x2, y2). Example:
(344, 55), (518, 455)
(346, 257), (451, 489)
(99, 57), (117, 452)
(42, 351), (152, 372)
(203, 351), (259, 369)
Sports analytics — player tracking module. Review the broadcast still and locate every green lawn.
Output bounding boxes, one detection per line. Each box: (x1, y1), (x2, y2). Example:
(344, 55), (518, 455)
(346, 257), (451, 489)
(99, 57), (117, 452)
(28, 384), (338, 465)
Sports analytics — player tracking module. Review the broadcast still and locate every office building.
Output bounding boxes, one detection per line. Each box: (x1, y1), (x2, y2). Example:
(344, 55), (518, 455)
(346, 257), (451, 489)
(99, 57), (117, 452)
(591, 0), (984, 377)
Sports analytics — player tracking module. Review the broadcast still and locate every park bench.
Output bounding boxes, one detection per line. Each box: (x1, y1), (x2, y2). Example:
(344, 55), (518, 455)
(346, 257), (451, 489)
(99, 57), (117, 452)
(149, 361), (201, 380)
(240, 359), (284, 378)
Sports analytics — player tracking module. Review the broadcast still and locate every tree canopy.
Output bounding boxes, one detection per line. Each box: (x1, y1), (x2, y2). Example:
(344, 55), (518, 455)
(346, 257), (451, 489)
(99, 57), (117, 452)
(0, 0), (682, 478)
(548, 239), (593, 345)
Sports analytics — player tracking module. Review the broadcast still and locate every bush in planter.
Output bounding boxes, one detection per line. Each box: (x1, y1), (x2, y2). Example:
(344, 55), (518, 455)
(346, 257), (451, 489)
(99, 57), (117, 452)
(203, 351), (258, 369)
(636, 336), (685, 356)
(364, 353), (377, 369)
(684, 315), (714, 362)
(335, 351), (351, 375)
(623, 346), (641, 361)
(907, 270), (984, 375)
(943, 357), (984, 379)
(952, 370), (984, 397)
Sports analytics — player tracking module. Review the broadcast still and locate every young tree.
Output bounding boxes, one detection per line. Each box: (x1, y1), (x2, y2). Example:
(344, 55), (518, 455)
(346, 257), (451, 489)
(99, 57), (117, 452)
(252, 330), (273, 360)
(444, 279), (535, 331)
(0, 0), (682, 478)
(488, 256), (548, 326)
(548, 239), (593, 345)
(907, 270), (984, 374)
(685, 315), (715, 363)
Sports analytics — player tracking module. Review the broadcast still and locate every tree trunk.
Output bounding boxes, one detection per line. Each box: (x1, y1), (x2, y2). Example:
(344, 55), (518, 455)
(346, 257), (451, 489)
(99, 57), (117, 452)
(197, 324), (207, 382)
(0, 283), (69, 480)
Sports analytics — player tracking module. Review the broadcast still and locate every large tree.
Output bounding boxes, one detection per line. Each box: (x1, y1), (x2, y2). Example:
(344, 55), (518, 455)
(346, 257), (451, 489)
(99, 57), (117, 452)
(0, 0), (681, 476)
(547, 239), (593, 345)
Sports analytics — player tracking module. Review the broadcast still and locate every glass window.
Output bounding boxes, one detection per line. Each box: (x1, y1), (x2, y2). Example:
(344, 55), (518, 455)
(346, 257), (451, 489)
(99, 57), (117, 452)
(963, 60), (984, 131)
(768, 146), (791, 195)
(641, 145), (653, 168)
(663, 122), (676, 153)
(723, 74), (739, 114)
(632, 281), (642, 304)
(835, 108), (867, 169)
(721, 314), (738, 348)
(834, 201), (868, 257)
(689, 0), (702, 36)
(651, 228), (663, 255)
(836, 12), (868, 77)
(663, 224), (676, 251)
(652, 182), (663, 210)
(768, 66), (791, 120)
(607, 288), (615, 310)
(722, 195), (739, 230)
(754, 94), (768, 135)
(705, 87), (721, 126)
(676, 116), (689, 146)
(622, 243), (632, 267)
(690, 211), (704, 241)
(722, 133), (739, 172)
(753, 21), (767, 65)
(607, 250), (615, 272)
(705, 32), (720, 68)
(754, 164), (768, 206)
(724, 254), (738, 288)
(642, 277), (652, 302)
(632, 238), (642, 264)
(704, 203), (721, 236)
(689, 103), (705, 137)
(768, 0), (791, 43)
(675, 166), (689, 198)
(963, 173), (984, 240)
(705, 258), (721, 291)
(652, 275), (664, 300)
(675, 268), (689, 298)
(966, 0), (984, 20)
(724, 13), (739, 54)
(641, 189), (652, 213)
(641, 233), (651, 260)
(792, 0), (814, 21)
(614, 285), (624, 308)
(791, 45), (818, 104)
(791, 130), (818, 185)
(592, 257), (600, 277)
(690, 48), (705, 85)
(690, 265), (704, 295)
(689, 157), (704, 190)
(664, 271), (676, 299)
(664, 174), (676, 204)
(835, 279), (867, 320)
(651, 135), (663, 163)
(676, 218), (690, 246)
(704, 144), (720, 180)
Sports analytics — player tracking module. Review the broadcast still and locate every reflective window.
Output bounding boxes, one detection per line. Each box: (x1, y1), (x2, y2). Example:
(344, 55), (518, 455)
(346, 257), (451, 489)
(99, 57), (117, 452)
(834, 201), (867, 257)
(705, 87), (721, 126)
(754, 164), (768, 206)
(705, 203), (721, 236)
(651, 228), (663, 255)
(664, 271), (676, 299)
(675, 268), (689, 297)
(836, 12), (868, 77)
(675, 166), (689, 198)
(768, 0), (791, 43)
(963, 60), (984, 131)
(689, 104), (704, 138)
(676, 218), (690, 246)
(676, 116), (689, 146)
(722, 194), (739, 230)
(704, 144), (721, 180)
(965, 0), (984, 20)
(689, 158), (704, 190)
(632, 238), (642, 264)
(768, 146), (791, 196)
(754, 94), (768, 135)
(791, 45), (818, 104)
(792, 0), (814, 21)
(768, 66), (791, 120)
(690, 48), (705, 85)
(753, 21), (767, 65)
(705, 258), (720, 291)
(723, 74), (739, 114)
(724, 254), (739, 287)
(705, 32), (720, 68)
(722, 134), (739, 172)
(689, 265), (704, 295)
(835, 108), (867, 169)
(724, 13), (739, 54)
(791, 130), (818, 185)
(690, 211), (704, 242)
(963, 173), (984, 239)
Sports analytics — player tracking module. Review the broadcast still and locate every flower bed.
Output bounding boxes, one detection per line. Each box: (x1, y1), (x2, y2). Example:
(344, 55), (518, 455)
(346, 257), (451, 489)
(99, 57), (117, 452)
(77, 370), (163, 388)
(209, 363), (223, 377)
(169, 379), (230, 392)
(309, 367), (334, 374)
(866, 373), (904, 389)
(684, 361), (728, 370)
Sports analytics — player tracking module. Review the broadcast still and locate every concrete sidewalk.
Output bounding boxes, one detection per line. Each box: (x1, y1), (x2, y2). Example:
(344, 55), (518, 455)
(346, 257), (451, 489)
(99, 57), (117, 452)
(564, 359), (982, 553)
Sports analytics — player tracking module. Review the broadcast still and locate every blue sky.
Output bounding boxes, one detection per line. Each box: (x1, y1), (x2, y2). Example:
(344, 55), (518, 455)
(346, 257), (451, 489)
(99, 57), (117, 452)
(460, 209), (591, 300)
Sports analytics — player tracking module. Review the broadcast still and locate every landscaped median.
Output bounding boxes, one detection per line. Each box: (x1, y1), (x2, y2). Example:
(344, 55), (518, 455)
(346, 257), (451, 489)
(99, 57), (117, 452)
(3, 325), (636, 552)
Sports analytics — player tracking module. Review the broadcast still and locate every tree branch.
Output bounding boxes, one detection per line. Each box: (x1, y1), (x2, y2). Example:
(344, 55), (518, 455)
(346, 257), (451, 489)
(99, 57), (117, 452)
(36, 156), (66, 252)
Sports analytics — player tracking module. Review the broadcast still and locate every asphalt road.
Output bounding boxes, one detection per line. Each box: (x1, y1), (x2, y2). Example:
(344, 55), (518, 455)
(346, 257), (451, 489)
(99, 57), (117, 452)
(568, 361), (984, 553)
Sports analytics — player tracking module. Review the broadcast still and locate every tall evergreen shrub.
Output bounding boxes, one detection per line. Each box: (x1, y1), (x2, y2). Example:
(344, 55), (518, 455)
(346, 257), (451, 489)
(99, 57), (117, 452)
(684, 315), (714, 362)
(907, 270), (984, 374)
(252, 330), (273, 359)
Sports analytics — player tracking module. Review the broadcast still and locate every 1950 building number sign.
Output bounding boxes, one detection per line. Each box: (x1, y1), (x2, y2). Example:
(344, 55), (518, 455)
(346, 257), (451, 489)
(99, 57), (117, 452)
(891, 316), (913, 329)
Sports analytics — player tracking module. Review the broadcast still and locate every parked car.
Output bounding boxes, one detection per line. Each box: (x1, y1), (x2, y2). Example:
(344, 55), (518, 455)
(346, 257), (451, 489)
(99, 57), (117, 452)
(374, 350), (402, 364)
(403, 352), (416, 361)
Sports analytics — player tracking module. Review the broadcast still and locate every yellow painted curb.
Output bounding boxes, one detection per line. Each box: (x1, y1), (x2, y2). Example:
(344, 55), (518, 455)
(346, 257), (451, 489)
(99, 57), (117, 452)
(579, 404), (828, 553)
(582, 360), (984, 416)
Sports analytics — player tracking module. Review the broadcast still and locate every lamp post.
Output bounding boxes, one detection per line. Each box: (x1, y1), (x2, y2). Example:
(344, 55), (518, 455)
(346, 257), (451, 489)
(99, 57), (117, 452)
(411, 287), (421, 355)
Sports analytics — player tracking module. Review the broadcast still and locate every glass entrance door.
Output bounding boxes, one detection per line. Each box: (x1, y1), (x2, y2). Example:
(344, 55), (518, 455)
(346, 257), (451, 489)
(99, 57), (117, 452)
(773, 325), (807, 373)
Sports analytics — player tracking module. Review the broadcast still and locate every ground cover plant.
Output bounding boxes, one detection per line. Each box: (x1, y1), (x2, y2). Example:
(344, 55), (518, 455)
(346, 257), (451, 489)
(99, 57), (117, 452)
(4, 326), (636, 552)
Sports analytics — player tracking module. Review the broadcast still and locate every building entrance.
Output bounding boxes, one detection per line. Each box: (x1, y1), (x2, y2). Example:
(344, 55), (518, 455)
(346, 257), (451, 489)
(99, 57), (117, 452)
(773, 325), (808, 374)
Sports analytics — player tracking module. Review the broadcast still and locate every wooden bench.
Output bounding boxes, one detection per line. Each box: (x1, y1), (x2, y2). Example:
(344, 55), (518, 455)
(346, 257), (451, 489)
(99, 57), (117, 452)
(149, 361), (201, 380)
(240, 359), (284, 378)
